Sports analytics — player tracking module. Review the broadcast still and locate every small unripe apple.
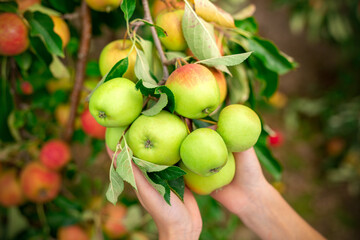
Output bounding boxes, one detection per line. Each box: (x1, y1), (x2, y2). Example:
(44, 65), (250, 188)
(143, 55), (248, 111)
(89, 78), (143, 127)
(16, 0), (41, 12)
(20, 162), (61, 203)
(58, 225), (89, 240)
(51, 16), (70, 49)
(217, 104), (261, 152)
(152, 0), (185, 17)
(0, 170), (24, 207)
(128, 111), (188, 165)
(180, 152), (235, 195)
(99, 40), (137, 81)
(180, 128), (228, 176)
(0, 13), (29, 56)
(85, 0), (122, 12)
(209, 68), (227, 103)
(40, 139), (71, 171)
(81, 108), (106, 139)
(156, 9), (187, 51)
(101, 203), (127, 239)
(105, 126), (127, 152)
(166, 64), (220, 119)
(20, 81), (33, 95)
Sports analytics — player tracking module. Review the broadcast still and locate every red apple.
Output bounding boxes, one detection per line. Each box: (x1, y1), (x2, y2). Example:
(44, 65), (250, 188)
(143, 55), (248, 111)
(20, 81), (33, 95)
(209, 68), (227, 103)
(152, 0), (185, 17)
(58, 225), (89, 240)
(0, 13), (29, 56)
(20, 162), (61, 203)
(81, 108), (106, 139)
(0, 170), (24, 207)
(101, 203), (127, 239)
(40, 140), (71, 171)
(267, 131), (284, 147)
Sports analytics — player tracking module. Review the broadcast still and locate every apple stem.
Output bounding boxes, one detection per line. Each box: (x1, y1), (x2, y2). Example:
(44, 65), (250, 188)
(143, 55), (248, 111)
(198, 118), (217, 125)
(122, 31), (128, 49)
(176, 58), (182, 68)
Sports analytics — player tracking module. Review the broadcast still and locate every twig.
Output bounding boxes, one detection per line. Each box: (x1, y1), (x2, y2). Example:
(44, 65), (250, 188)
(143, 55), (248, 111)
(141, 0), (169, 83)
(63, 12), (80, 20)
(185, 118), (193, 133)
(63, 0), (92, 141)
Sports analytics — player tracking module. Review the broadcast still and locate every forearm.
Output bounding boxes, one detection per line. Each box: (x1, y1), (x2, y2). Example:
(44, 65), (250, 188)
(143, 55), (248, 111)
(236, 183), (325, 240)
(158, 224), (201, 240)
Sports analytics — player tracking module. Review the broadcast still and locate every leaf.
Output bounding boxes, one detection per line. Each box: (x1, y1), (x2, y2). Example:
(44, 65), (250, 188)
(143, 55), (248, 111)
(116, 138), (137, 190)
(227, 65), (249, 104)
(142, 93), (168, 116)
(24, 11), (63, 57)
(137, 38), (153, 68)
(87, 57), (128, 101)
(254, 140), (282, 181)
(134, 161), (167, 197)
(14, 52), (32, 72)
(152, 166), (186, 180)
(123, 205), (143, 231)
(49, 55), (70, 79)
(233, 4), (256, 20)
(196, 52), (252, 67)
(29, 36), (52, 65)
(133, 19), (167, 37)
(155, 86), (175, 113)
(135, 79), (158, 97)
(7, 207), (29, 239)
(194, 0), (235, 28)
(106, 164), (124, 205)
(165, 51), (187, 61)
(168, 177), (185, 201)
(182, 0), (229, 74)
(121, 0), (136, 22)
(27, 4), (61, 16)
(132, 157), (169, 172)
(148, 172), (171, 204)
(248, 36), (295, 75)
(0, 1), (18, 13)
(135, 48), (158, 85)
(235, 17), (258, 34)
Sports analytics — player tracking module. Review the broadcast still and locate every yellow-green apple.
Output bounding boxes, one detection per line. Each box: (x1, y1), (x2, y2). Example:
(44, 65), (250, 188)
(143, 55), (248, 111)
(51, 15), (70, 49)
(55, 104), (81, 129)
(20, 162), (61, 203)
(89, 78), (143, 127)
(209, 68), (227, 103)
(152, 0), (185, 17)
(16, 0), (41, 12)
(85, 0), (122, 12)
(105, 126), (127, 152)
(40, 139), (71, 170)
(101, 203), (127, 239)
(155, 9), (187, 51)
(0, 13), (29, 56)
(0, 170), (24, 206)
(217, 104), (261, 152)
(180, 128), (228, 176)
(166, 64), (220, 119)
(81, 108), (106, 139)
(180, 152), (235, 195)
(58, 225), (89, 240)
(127, 111), (188, 165)
(99, 40), (137, 81)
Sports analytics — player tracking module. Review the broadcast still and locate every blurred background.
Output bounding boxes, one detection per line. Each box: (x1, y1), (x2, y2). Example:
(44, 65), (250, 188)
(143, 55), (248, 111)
(0, 0), (359, 239)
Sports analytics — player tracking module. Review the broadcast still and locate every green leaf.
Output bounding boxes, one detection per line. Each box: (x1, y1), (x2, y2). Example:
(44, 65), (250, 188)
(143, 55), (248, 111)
(132, 19), (167, 37)
(135, 79), (158, 97)
(168, 176), (185, 201)
(24, 11), (64, 57)
(142, 93), (168, 116)
(254, 140), (282, 181)
(27, 4), (61, 16)
(6, 207), (29, 239)
(49, 55), (70, 79)
(148, 172), (171, 204)
(29, 36), (52, 65)
(196, 52), (252, 67)
(85, 60), (101, 77)
(106, 164), (124, 205)
(134, 161), (167, 197)
(227, 65), (249, 104)
(234, 17), (258, 34)
(248, 36), (295, 75)
(182, 0), (229, 74)
(152, 166), (186, 180)
(14, 52), (32, 71)
(132, 157), (169, 172)
(135, 48), (158, 85)
(156, 86), (175, 113)
(138, 38), (153, 68)
(87, 57), (128, 101)
(165, 51), (187, 61)
(0, 1), (17, 13)
(121, 0), (136, 22)
(116, 138), (137, 190)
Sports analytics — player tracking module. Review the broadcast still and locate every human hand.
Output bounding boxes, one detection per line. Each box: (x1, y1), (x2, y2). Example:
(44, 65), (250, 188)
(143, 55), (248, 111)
(106, 147), (202, 240)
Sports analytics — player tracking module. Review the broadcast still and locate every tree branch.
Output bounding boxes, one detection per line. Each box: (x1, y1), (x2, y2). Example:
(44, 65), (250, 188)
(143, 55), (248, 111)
(63, 1), (92, 141)
(141, 0), (169, 84)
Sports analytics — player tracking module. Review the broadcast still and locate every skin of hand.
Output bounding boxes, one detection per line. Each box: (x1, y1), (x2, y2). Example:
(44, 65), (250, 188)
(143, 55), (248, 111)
(211, 148), (325, 240)
(106, 146), (202, 240)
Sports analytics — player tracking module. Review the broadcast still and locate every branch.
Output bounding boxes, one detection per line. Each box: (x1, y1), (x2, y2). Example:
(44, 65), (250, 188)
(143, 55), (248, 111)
(141, 0), (169, 84)
(63, 0), (92, 141)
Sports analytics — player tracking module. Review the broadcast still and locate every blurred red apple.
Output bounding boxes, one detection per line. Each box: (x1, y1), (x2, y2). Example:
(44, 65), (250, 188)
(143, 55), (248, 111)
(81, 108), (106, 139)
(40, 139), (71, 171)
(58, 225), (89, 240)
(20, 81), (33, 95)
(101, 203), (127, 238)
(0, 170), (24, 207)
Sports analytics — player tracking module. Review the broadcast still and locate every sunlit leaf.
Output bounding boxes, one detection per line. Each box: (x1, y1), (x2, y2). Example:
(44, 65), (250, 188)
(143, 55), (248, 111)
(194, 0), (235, 28)
(121, 0), (136, 22)
(196, 52), (252, 67)
(49, 55), (70, 79)
(135, 48), (158, 84)
(106, 164), (124, 205)
(142, 93), (168, 116)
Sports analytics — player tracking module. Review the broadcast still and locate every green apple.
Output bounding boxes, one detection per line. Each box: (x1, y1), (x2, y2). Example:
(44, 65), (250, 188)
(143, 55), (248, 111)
(105, 126), (128, 152)
(180, 128), (228, 176)
(155, 9), (187, 51)
(180, 152), (235, 195)
(89, 78), (143, 127)
(217, 104), (261, 152)
(127, 111), (188, 165)
(166, 64), (220, 119)
(99, 40), (137, 82)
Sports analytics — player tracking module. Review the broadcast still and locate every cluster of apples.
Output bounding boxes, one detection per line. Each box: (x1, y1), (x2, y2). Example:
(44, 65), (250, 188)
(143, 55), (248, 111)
(89, 62), (261, 195)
